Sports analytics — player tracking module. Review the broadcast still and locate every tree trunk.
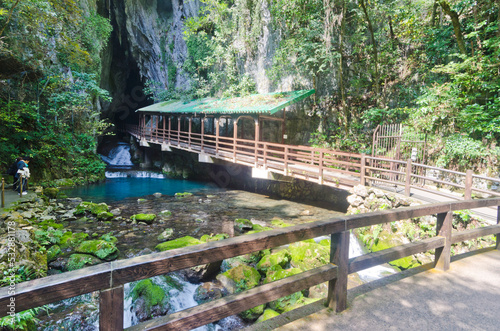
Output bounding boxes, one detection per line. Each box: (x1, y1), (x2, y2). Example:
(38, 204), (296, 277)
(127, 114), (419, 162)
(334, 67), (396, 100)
(439, 0), (467, 55)
(360, 0), (381, 104)
(431, 1), (439, 27)
(338, 0), (348, 134)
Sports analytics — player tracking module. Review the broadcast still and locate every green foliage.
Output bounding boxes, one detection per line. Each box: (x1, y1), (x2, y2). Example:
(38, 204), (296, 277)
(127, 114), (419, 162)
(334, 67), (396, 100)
(434, 134), (499, 169)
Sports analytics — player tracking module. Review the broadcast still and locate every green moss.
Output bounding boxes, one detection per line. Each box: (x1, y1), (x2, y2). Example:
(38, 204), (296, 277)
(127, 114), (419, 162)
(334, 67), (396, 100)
(256, 309), (280, 323)
(271, 219), (293, 228)
(289, 241), (330, 271)
(234, 218), (253, 231)
(47, 245), (61, 263)
(264, 267), (302, 284)
(67, 253), (102, 271)
(60, 232), (89, 249)
(281, 297), (321, 313)
(319, 239), (331, 247)
(43, 187), (59, 199)
(174, 192), (193, 198)
(131, 213), (157, 224)
(269, 291), (304, 313)
(131, 279), (166, 312)
(223, 265), (261, 292)
(97, 212), (114, 221)
(256, 250), (291, 274)
(34, 228), (64, 246)
(155, 236), (202, 251)
(100, 232), (117, 243)
(239, 304), (265, 321)
(38, 220), (64, 230)
(75, 202), (109, 216)
(76, 240), (118, 261)
(200, 233), (229, 243)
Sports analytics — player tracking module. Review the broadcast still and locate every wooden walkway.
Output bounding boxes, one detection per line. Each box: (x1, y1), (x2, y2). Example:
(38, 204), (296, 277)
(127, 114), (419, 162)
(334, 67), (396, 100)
(124, 124), (500, 201)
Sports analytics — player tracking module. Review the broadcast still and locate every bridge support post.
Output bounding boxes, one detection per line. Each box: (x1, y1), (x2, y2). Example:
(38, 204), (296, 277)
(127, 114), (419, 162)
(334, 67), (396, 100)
(327, 230), (349, 312)
(99, 285), (123, 331)
(435, 211), (452, 271)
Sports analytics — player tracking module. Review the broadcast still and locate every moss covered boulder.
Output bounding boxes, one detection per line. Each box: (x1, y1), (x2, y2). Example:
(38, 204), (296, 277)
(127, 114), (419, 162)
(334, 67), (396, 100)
(271, 219), (293, 228)
(47, 245), (61, 263)
(43, 187), (59, 199)
(76, 240), (118, 261)
(157, 228), (174, 241)
(289, 241), (330, 271)
(239, 304), (265, 321)
(269, 291), (305, 313)
(174, 192), (193, 198)
(60, 232), (89, 250)
(75, 202), (109, 216)
(234, 218), (253, 232)
(130, 279), (169, 322)
(217, 265), (261, 294)
(256, 250), (291, 274)
(97, 211), (114, 221)
(264, 266), (302, 284)
(131, 213), (157, 224)
(67, 254), (102, 271)
(200, 233), (229, 243)
(155, 236), (202, 251)
(256, 309), (280, 323)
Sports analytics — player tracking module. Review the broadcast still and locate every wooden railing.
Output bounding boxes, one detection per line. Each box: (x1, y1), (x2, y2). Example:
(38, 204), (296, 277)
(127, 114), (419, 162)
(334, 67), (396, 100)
(124, 124), (500, 199)
(1, 199), (499, 330)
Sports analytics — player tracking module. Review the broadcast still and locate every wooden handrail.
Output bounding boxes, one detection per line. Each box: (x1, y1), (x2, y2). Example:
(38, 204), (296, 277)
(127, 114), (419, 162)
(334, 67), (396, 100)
(1, 198), (499, 330)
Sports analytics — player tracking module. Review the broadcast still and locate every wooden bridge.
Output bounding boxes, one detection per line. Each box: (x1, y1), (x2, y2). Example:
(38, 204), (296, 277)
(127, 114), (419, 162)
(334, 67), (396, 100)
(123, 121), (500, 202)
(1, 199), (499, 330)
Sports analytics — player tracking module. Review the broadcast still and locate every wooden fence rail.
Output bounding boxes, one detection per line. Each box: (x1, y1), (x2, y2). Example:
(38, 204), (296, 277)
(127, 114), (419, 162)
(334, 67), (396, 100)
(123, 124), (500, 200)
(1, 199), (499, 330)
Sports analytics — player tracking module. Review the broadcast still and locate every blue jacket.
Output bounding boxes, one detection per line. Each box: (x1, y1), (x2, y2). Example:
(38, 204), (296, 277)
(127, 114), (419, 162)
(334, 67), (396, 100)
(15, 160), (28, 179)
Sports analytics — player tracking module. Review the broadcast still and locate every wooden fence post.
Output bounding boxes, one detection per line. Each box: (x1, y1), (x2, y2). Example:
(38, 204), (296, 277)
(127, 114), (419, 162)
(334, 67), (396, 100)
(19, 174), (23, 197)
(464, 169), (473, 200)
(99, 286), (124, 331)
(405, 158), (412, 196)
(284, 147), (289, 176)
(497, 206), (499, 250)
(327, 231), (349, 312)
(319, 151), (324, 185)
(360, 154), (366, 186)
(435, 211), (452, 271)
(1, 178), (4, 208)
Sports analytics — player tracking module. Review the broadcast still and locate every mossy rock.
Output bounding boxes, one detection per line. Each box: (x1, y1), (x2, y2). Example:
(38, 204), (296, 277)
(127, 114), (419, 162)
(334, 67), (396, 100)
(130, 279), (169, 321)
(75, 202), (109, 216)
(268, 291), (304, 313)
(34, 228), (64, 246)
(131, 213), (156, 224)
(38, 220), (64, 230)
(222, 265), (261, 292)
(234, 218), (253, 231)
(281, 297), (321, 313)
(256, 250), (291, 274)
(256, 309), (280, 323)
(372, 238), (419, 270)
(76, 240), (118, 261)
(200, 233), (229, 243)
(131, 279), (166, 307)
(246, 223), (273, 235)
(100, 232), (118, 244)
(264, 266), (302, 284)
(67, 253), (102, 271)
(174, 192), (193, 198)
(159, 210), (172, 218)
(43, 188), (59, 199)
(97, 211), (114, 221)
(289, 241), (330, 271)
(47, 245), (61, 263)
(271, 219), (293, 228)
(239, 304), (265, 321)
(155, 236), (202, 252)
(157, 228), (174, 241)
(60, 232), (89, 250)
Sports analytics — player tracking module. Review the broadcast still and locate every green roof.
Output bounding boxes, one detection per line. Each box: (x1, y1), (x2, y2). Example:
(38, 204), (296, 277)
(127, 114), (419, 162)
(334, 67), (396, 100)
(136, 90), (315, 115)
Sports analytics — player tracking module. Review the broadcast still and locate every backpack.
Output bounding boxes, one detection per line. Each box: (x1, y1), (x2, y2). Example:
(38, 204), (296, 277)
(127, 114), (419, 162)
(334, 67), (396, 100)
(7, 162), (17, 176)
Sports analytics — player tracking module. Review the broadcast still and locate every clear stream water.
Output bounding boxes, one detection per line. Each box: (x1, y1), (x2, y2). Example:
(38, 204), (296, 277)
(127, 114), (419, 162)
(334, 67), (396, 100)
(40, 142), (394, 329)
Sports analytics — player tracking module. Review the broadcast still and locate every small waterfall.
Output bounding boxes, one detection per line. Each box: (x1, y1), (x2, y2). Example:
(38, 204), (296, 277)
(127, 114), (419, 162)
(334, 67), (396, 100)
(349, 233), (396, 282)
(105, 171), (166, 179)
(100, 142), (134, 167)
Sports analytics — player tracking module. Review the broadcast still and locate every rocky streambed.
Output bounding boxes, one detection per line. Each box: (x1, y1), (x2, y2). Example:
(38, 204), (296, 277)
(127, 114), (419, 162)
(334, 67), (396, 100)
(0, 188), (344, 329)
